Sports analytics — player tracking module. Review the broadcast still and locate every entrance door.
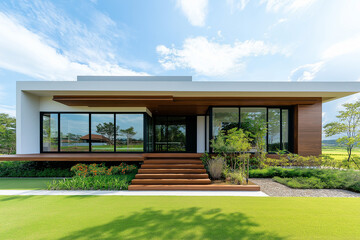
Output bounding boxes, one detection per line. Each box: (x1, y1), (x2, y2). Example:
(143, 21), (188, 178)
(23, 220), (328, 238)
(154, 116), (196, 152)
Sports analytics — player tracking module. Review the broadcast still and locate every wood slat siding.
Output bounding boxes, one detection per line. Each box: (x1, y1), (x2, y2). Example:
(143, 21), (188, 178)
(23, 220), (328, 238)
(294, 101), (322, 156)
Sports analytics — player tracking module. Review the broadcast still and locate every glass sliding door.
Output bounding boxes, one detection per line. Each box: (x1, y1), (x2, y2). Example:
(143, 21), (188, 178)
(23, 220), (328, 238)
(212, 108), (239, 138)
(91, 114), (115, 152)
(240, 108), (267, 151)
(268, 109), (281, 152)
(167, 117), (186, 152)
(116, 114), (144, 152)
(42, 113), (58, 152)
(60, 114), (89, 152)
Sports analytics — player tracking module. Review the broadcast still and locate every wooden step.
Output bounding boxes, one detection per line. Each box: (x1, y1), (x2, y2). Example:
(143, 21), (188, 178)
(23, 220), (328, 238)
(141, 164), (204, 169)
(144, 159), (202, 164)
(131, 179), (211, 185)
(128, 185), (261, 191)
(135, 173), (209, 179)
(143, 153), (202, 159)
(138, 169), (207, 174)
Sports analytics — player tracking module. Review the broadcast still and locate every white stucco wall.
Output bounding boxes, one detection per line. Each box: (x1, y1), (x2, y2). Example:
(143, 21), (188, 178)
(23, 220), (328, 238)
(16, 91), (40, 154)
(197, 116), (205, 153)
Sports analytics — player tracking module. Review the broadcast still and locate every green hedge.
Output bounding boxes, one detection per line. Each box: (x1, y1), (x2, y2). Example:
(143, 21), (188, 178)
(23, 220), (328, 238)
(0, 161), (73, 177)
(47, 174), (136, 190)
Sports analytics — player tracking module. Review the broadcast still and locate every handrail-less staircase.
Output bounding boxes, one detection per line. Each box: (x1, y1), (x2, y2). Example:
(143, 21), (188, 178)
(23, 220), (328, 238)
(128, 154), (211, 190)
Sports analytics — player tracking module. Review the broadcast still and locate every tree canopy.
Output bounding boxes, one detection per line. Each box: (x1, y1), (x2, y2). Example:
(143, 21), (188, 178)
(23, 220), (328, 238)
(0, 113), (16, 154)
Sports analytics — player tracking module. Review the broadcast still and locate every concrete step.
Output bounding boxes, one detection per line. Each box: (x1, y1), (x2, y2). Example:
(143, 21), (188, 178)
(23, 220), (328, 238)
(128, 185), (261, 191)
(140, 164), (204, 169)
(131, 179), (211, 185)
(135, 173), (209, 179)
(138, 169), (207, 174)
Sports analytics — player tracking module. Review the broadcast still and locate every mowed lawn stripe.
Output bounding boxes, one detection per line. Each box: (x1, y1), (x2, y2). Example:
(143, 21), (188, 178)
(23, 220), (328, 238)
(0, 196), (359, 240)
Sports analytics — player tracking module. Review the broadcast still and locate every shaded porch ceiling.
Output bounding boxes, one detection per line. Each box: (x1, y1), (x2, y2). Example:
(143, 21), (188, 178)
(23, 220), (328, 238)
(53, 95), (321, 115)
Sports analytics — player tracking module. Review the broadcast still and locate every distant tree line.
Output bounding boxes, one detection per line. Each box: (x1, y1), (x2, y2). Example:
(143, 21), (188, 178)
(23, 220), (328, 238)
(0, 113), (16, 154)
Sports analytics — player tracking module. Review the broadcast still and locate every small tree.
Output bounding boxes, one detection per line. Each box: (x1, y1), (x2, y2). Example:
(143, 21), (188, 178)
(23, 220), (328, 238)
(323, 100), (360, 168)
(119, 127), (137, 149)
(96, 122), (119, 145)
(0, 113), (16, 154)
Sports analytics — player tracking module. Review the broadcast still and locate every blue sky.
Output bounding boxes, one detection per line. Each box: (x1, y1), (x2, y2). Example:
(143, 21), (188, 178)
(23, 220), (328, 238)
(0, 0), (360, 139)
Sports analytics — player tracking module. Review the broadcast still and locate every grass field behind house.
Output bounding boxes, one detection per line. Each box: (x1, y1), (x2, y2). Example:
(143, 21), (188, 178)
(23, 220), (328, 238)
(0, 196), (359, 240)
(322, 146), (360, 161)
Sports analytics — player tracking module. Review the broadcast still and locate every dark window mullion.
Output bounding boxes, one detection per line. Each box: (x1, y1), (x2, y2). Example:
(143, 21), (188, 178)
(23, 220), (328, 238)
(58, 113), (60, 152)
(89, 114), (91, 152)
(114, 114), (116, 152)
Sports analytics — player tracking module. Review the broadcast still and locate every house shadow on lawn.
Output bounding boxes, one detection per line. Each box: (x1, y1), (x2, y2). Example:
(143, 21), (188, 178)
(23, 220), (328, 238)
(59, 207), (287, 240)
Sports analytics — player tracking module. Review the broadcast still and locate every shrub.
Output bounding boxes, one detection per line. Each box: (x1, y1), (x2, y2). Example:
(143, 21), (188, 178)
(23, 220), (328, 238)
(208, 156), (225, 180)
(0, 161), (73, 177)
(226, 170), (245, 185)
(71, 163), (137, 177)
(47, 174), (135, 190)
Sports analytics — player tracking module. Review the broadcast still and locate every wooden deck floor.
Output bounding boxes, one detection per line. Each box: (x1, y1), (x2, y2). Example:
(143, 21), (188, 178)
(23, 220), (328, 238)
(0, 153), (202, 161)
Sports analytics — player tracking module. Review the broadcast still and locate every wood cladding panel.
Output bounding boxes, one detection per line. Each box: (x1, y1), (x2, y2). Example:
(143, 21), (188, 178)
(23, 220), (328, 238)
(295, 102), (322, 156)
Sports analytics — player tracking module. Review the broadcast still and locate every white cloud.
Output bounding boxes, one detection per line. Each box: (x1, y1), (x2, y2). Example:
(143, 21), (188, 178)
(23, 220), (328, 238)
(0, 104), (16, 117)
(0, 12), (147, 81)
(177, 0), (208, 27)
(260, 0), (317, 13)
(227, 0), (250, 12)
(322, 35), (360, 60)
(289, 61), (324, 81)
(157, 36), (285, 76)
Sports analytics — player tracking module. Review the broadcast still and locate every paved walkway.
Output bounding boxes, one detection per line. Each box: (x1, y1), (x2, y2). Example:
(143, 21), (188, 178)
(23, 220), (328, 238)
(250, 178), (360, 197)
(0, 190), (268, 197)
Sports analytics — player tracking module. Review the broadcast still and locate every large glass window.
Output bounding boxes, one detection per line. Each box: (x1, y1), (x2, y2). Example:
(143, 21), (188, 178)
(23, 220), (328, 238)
(268, 109), (281, 152)
(60, 114), (89, 152)
(212, 108), (239, 138)
(42, 113), (58, 152)
(282, 109), (289, 151)
(241, 108), (267, 151)
(91, 114), (115, 152)
(167, 117), (186, 152)
(116, 114), (144, 152)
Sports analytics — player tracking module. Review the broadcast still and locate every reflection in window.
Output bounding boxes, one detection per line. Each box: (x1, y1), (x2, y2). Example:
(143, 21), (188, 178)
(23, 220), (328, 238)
(167, 117), (186, 152)
(60, 114), (89, 152)
(116, 114), (144, 152)
(91, 114), (114, 152)
(268, 109), (281, 152)
(212, 108), (239, 137)
(282, 109), (289, 151)
(42, 113), (58, 152)
(240, 108), (267, 150)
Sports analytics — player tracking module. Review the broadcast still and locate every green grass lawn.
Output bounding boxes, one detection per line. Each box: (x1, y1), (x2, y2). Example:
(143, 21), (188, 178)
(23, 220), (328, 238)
(0, 178), (57, 190)
(0, 196), (359, 240)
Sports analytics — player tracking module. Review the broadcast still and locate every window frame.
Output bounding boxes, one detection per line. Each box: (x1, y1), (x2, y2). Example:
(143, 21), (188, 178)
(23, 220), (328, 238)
(40, 112), (148, 153)
(209, 106), (292, 154)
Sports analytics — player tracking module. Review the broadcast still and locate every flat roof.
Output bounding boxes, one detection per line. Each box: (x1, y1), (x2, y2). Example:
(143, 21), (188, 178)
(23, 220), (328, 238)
(17, 77), (360, 102)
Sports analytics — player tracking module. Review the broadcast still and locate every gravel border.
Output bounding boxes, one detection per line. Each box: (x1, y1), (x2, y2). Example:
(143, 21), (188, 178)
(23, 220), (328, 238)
(250, 178), (360, 197)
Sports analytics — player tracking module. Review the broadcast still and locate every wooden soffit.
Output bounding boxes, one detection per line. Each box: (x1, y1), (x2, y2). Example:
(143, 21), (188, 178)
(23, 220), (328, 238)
(53, 95), (322, 115)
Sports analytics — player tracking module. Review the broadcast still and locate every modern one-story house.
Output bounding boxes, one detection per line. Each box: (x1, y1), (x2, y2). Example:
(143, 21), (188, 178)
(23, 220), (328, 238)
(11, 76), (360, 156)
(2, 76), (360, 190)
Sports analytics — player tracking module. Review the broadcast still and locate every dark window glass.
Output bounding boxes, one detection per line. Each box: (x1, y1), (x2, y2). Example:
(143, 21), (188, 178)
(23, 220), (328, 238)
(240, 108), (267, 151)
(42, 113), (58, 152)
(212, 108), (239, 137)
(116, 114), (144, 152)
(60, 114), (89, 152)
(155, 116), (167, 152)
(91, 114), (115, 152)
(282, 109), (289, 151)
(268, 109), (281, 152)
(167, 117), (186, 152)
